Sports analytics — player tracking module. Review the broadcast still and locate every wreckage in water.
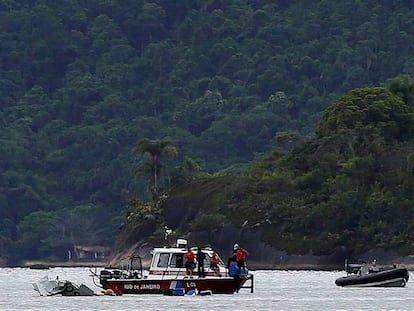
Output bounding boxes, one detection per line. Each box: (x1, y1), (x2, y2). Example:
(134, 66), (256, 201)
(33, 275), (97, 296)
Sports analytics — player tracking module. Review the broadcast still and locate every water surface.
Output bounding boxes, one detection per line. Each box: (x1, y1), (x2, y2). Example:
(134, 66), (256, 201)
(0, 267), (413, 310)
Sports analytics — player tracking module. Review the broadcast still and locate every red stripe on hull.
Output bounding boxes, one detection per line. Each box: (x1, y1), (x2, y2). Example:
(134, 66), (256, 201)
(105, 278), (247, 295)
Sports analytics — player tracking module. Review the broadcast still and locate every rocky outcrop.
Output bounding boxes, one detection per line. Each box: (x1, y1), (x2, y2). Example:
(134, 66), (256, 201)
(109, 217), (414, 270)
(108, 178), (414, 270)
(109, 220), (343, 270)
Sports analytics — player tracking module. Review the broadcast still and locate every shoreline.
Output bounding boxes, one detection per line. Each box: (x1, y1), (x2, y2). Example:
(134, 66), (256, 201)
(21, 259), (341, 271)
(22, 260), (109, 269)
(18, 261), (413, 271)
(14, 256), (414, 271)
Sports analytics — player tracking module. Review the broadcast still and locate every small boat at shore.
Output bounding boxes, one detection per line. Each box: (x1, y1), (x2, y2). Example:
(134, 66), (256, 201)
(91, 239), (253, 295)
(335, 259), (409, 287)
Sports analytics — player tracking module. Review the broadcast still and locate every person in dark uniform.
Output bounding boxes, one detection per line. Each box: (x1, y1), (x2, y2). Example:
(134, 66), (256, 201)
(196, 246), (206, 278)
(227, 243), (238, 268)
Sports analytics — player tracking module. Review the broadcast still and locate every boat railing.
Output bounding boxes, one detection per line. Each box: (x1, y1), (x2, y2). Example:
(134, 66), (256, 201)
(237, 273), (254, 293)
(91, 254), (144, 287)
(155, 262), (229, 279)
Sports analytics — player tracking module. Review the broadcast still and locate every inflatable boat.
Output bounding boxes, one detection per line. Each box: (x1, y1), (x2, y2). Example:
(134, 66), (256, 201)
(335, 260), (409, 287)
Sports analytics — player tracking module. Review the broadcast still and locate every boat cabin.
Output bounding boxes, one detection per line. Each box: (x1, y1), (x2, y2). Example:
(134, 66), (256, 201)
(148, 239), (226, 278)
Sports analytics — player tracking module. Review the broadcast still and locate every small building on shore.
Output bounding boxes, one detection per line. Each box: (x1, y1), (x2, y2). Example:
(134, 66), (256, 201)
(73, 245), (111, 261)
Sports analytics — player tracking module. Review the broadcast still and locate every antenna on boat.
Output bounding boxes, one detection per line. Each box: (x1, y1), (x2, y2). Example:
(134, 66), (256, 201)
(164, 226), (173, 244)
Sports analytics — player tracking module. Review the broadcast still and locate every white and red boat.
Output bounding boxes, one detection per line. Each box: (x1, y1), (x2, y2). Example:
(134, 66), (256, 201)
(92, 239), (253, 295)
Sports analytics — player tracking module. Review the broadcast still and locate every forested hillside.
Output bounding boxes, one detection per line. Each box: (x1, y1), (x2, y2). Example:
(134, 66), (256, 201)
(1, 0), (414, 264)
(117, 83), (414, 266)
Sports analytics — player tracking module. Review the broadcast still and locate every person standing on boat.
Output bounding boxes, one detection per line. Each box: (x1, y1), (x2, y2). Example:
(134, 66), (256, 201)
(184, 248), (195, 277)
(369, 259), (379, 273)
(196, 246), (206, 278)
(210, 252), (222, 277)
(227, 243), (238, 268)
(236, 244), (249, 273)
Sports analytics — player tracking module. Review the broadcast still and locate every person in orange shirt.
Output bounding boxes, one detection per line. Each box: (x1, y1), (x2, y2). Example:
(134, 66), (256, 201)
(236, 245), (249, 273)
(184, 248), (195, 277)
(210, 252), (221, 277)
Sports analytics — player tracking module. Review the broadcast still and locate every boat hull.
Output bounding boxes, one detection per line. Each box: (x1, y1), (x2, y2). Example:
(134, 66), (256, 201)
(335, 268), (409, 287)
(104, 277), (248, 294)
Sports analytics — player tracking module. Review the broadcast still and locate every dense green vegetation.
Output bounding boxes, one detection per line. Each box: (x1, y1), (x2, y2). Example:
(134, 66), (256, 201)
(133, 84), (413, 260)
(250, 85), (414, 256)
(1, 0), (414, 264)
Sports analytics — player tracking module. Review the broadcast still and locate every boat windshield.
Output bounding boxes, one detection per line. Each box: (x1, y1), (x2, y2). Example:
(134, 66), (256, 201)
(170, 253), (184, 268)
(201, 255), (210, 267)
(150, 247), (224, 270)
(157, 253), (170, 267)
(155, 252), (186, 268)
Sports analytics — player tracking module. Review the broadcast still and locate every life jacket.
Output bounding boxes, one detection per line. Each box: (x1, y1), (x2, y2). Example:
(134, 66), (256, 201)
(185, 251), (195, 262)
(210, 255), (219, 265)
(236, 248), (247, 261)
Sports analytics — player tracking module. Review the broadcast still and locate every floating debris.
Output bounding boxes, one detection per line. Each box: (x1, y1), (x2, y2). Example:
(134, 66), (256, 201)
(33, 275), (97, 296)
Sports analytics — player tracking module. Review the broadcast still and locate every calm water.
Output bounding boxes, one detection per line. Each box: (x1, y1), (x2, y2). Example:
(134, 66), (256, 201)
(0, 267), (413, 310)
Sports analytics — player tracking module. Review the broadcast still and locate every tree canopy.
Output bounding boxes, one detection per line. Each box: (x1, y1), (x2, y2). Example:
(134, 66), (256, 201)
(2, 0), (414, 264)
(316, 87), (412, 141)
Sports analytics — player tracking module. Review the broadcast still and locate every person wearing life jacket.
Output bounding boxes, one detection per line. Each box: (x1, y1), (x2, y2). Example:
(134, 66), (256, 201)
(184, 248), (195, 277)
(236, 245), (249, 273)
(210, 252), (221, 277)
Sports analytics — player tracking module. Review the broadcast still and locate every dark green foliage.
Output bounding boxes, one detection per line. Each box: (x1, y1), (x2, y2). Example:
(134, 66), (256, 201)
(2, 1), (414, 263)
(156, 84), (414, 258)
(241, 87), (414, 256)
(17, 210), (58, 259)
(316, 87), (409, 141)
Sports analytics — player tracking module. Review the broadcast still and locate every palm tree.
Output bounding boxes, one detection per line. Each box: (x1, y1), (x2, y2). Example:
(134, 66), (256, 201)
(132, 138), (178, 198)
